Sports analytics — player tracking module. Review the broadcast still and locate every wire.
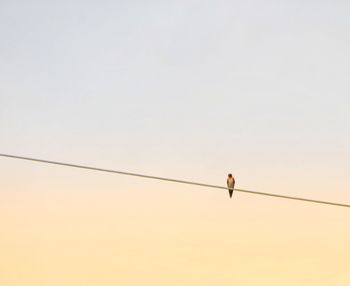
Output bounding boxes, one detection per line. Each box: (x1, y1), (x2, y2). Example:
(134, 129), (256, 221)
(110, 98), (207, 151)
(0, 153), (349, 208)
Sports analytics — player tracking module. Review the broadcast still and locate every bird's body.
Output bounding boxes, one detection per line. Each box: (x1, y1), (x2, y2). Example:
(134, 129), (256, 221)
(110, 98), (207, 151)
(227, 174), (235, 198)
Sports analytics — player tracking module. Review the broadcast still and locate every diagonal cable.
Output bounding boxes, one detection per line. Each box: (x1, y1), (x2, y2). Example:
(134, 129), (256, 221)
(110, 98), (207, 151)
(0, 153), (349, 208)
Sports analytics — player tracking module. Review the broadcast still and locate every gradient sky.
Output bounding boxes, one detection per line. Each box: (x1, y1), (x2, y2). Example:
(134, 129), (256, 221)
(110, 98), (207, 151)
(1, 0), (350, 285)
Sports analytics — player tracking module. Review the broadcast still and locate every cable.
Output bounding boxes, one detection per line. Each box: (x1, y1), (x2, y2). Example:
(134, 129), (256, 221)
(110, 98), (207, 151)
(0, 153), (349, 208)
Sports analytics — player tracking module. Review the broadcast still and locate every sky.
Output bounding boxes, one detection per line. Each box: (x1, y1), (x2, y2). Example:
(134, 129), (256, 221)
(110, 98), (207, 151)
(1, 0), (350, 285)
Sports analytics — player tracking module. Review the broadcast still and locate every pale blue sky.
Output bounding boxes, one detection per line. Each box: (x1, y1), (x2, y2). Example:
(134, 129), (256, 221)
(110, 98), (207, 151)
(1, 0), (350, 198)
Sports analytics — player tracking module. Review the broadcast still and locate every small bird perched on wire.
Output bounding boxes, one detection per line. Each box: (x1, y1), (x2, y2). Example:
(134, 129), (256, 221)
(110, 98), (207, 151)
(227, 173), (235, 198)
